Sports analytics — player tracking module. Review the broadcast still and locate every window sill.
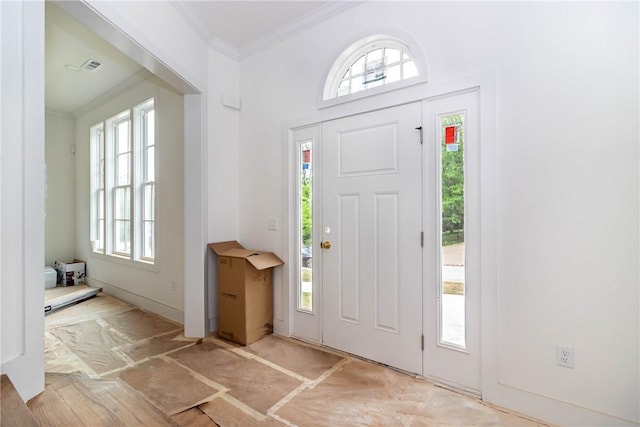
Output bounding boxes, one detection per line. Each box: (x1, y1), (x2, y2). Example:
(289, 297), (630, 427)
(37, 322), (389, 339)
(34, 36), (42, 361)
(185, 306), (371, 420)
(90, 249), (159, 272)
(318, 75), (427, 110)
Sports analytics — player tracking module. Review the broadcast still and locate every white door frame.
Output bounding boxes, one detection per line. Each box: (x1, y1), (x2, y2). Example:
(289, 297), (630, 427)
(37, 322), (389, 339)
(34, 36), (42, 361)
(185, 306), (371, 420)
(1, 0), (46, 400)
(282, 72), (497, 392)
(422, 89), (482, 394)
(1, 0), (208, 401)
(53, 0), (208, 338)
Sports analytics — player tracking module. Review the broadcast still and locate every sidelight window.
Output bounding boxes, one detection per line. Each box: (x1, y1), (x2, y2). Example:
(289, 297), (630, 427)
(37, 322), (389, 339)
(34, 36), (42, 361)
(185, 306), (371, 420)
(298, 140), (313, 312)
(439, 113), (466, 348)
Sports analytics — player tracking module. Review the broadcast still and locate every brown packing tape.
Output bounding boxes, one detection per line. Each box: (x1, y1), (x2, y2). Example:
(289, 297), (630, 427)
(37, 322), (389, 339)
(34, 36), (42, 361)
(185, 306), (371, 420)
(168, 343), (303, 416)
(102, 308), (182, 341)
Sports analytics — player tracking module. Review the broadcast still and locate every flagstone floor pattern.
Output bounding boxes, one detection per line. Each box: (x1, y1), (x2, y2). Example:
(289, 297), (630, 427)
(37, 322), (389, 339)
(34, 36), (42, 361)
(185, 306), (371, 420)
(43, 291), (548, 426)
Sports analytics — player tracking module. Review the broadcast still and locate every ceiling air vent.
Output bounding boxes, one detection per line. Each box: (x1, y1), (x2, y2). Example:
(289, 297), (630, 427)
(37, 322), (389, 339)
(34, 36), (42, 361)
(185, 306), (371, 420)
(81, 59), (102, 72)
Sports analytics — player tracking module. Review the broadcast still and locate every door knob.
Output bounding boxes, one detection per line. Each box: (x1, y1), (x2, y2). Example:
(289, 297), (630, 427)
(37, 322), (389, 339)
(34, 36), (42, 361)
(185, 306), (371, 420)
(320, 241), (332, 249)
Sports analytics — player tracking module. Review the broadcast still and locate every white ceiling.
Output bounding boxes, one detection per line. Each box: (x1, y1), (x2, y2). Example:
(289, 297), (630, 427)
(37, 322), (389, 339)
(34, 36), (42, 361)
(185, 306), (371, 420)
(45, 2), (144, 114)
(46, 1), (354, 114)
(171, 1), (354, 58)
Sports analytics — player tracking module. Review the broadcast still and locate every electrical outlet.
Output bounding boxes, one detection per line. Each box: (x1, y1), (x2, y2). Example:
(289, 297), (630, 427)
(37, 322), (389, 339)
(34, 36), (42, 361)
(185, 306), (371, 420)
(171, 280), (177, 291)
(556, 345), (574, 368)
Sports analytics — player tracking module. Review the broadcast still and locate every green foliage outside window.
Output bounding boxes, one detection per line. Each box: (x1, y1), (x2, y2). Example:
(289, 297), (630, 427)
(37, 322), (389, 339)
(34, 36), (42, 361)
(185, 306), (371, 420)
(441, 115), (464, 246)
(301, 176), (312, 248)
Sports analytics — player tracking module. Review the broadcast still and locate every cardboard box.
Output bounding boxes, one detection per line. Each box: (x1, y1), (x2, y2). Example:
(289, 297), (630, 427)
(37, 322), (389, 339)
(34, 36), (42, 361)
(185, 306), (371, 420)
(54, 259), (86, 286)
(208, 241), (284, 345)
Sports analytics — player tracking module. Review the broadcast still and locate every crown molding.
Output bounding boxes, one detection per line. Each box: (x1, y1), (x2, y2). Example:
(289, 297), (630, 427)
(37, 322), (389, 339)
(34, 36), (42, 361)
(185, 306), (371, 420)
(171, 1), (359, 61)
(72, 69), (153, 119)
(45, 109), (74, 120)
(169, 0), (213, 46)
(239, 1), (359, 60)
(211, 38), (240, 60)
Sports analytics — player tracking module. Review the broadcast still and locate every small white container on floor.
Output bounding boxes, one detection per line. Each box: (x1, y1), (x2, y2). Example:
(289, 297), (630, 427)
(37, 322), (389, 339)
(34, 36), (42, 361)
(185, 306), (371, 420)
(44, 266), (57, 289)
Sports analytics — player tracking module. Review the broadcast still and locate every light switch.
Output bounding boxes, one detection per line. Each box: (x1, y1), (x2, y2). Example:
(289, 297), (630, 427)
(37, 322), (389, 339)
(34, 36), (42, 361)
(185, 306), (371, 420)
(267, 218), (278, 231)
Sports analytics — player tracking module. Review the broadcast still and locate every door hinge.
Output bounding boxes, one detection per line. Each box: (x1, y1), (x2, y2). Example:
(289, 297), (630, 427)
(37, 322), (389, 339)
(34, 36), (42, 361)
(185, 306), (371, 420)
(415, 126), (423, 144)
(421, 334), (424, 351)
(420, 231), (424, 248)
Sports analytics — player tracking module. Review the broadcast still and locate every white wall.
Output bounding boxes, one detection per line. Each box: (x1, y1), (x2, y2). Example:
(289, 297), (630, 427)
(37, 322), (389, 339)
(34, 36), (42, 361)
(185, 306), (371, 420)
(206, 49), (240, 331)
(45, 112), (76, 266)
(73, 1), (208, 95)
(75, 74), (185, 323)
(238, 2), (639, 425)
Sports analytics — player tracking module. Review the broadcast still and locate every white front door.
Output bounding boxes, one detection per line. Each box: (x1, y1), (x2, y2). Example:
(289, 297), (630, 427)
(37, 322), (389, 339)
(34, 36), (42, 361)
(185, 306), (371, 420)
(321, 102), (423, 374)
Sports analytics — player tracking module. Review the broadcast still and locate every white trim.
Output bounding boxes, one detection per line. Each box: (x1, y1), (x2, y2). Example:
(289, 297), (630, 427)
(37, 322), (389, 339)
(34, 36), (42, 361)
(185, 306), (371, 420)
(73, 69), (152, 118)
(423, 374), (482, 399)
(87, 277), (183, 325)
(320, 77), (427, 110)
(287, 125), (322, 343)
(422, 89), (482, 394)
(53, 1), (201, 95)
(1, 0), (45, 400)
(239, 2), (358, 60)
(53, 0), (208, 339)
(45, 108), (73, 119)
(169, 0), (214, 51)
(171, 1), (357, 61)
(88, 250), (159, 273)
(211, 38), (240, 60)
(183, 93), (208, 337)
(289, 71), (491, 131)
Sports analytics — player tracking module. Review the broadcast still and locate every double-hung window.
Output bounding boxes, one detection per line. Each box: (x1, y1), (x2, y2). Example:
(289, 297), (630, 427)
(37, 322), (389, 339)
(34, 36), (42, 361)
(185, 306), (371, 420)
(90, 98), (156, 264)
(137, 100), (155, 261)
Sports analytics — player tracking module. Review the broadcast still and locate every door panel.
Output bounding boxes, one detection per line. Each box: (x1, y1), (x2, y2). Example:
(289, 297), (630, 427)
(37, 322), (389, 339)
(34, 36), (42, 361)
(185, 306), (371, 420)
(374, 192), (399, 332)
(423, 90), (481, 393)
(338, 194), (360, 322)
(322, 102), (423, 375)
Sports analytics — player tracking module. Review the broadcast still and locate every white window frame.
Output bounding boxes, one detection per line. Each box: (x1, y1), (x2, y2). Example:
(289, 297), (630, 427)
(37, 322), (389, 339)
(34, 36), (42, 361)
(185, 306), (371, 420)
(319, 33), (428, 109)
(328, 40), (417, 98)
(134, 99), (156, 263)
(90, 97), (156, 265)
(108, 110), (132, 257)
(90, 124), (105, 253)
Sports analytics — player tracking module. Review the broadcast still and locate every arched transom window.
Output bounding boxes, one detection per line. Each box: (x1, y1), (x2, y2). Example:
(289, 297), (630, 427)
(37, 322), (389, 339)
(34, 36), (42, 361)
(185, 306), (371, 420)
(324, 36), (420, 100)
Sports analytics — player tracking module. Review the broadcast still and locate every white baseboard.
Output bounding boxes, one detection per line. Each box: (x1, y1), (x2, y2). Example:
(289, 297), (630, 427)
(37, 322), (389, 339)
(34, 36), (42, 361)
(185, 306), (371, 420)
(86, 277), (184, 325)
(208, 315), (218, 334)
(484, 382), (639, 427)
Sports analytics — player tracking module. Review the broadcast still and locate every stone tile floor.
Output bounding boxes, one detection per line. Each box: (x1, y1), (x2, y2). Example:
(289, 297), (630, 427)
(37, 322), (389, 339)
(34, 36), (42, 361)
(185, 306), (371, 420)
(44, 291), (549, 426)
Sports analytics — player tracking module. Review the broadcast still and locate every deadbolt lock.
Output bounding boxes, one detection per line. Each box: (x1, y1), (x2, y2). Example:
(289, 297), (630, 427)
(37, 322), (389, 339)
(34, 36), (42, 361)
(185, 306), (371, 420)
(320, 241), (332, 249)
